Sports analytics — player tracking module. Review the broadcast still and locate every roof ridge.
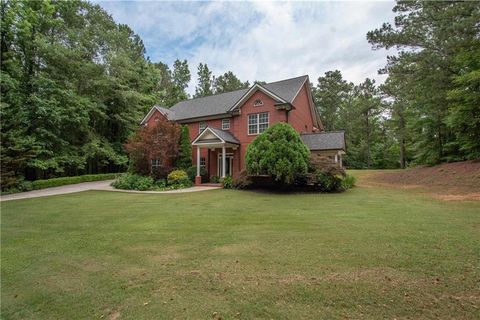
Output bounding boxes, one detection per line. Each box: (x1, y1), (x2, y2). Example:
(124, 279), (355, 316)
(301, 130), (345, 135)
(263, 75), (308, 86)
(172, 75), (308, 107)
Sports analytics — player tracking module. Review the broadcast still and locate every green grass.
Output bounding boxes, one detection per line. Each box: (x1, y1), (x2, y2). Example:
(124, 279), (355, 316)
(1, 172), (479, 319)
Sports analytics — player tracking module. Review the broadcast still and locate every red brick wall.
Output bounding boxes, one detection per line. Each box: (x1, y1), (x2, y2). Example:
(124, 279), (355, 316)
(231, 90), (288, 175)
(288, 83), (315, 133)
(181, 85), (317, 179)
(145, 109), (168, 127)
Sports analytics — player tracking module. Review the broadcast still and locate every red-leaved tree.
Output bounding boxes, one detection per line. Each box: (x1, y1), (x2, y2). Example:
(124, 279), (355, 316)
(124, 117), (181, 178)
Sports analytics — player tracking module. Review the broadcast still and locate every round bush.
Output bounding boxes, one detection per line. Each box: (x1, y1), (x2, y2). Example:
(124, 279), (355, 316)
(167, 169), (189, 185)
(245, 123), (310, 184)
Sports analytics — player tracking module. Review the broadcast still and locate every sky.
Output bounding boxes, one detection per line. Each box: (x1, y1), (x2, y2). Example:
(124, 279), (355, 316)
(95, 1), (396, 94)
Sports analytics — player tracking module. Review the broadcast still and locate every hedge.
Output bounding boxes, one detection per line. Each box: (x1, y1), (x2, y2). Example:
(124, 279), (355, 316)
(31, 173), (119, 190)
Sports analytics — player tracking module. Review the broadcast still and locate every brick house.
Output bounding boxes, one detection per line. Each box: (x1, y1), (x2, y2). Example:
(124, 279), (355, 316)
(141, 75), (345, 185)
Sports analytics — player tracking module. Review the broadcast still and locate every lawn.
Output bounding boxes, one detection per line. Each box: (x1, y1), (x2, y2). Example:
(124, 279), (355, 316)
(1, 171), (479, 319)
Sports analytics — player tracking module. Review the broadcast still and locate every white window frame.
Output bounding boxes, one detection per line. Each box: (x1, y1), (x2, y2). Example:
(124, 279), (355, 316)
(248, 112), (269, 135)
(200, 157), (206, 168)
(199, 121), (206, 133)
(151, 159), (161, 168)
(222, 119), (230, 130)
(253, 99), (263, 107)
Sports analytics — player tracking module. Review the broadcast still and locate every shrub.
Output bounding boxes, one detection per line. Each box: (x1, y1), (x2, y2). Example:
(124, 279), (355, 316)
(31, 173), (118, 190)
(246, 123), (310, 184)
(314, 172), (343, 192)
(124, 117), (181, 178)
(221, 176), (233, 189)
(167, 169), (189, 185)
(155, 179), (167, 188)
(175, 125), (192, 169)
(111, 173), (154, 191)
(18, 180), (33, 192)
(340, 174), (356, 190)
(186, 165), (207, 182)
(232, 170), (252, 189)
(210, 175), (220, 183)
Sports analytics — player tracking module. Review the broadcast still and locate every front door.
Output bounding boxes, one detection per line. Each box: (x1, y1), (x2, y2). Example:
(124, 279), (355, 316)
(217, 154), (233, 177)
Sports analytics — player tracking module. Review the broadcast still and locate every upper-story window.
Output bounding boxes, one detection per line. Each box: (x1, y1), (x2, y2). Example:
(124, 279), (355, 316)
(253, 99), (263, 107)
(199, 121), (206, 133)
(222, 119), (230, 130)
(248, 112), (269, 135)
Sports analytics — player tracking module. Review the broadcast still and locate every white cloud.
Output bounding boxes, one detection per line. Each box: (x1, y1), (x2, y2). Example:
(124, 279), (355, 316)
(95, 0), (396, 94)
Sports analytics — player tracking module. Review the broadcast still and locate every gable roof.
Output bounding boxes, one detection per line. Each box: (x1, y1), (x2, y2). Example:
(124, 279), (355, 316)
(141, 105), (175, 124)
(301, 131), (345, 151)
(192, 126), (240, 145)
(170, 75), (309, 121)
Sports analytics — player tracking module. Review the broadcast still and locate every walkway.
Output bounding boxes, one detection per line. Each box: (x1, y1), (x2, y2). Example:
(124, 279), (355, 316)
(1, 180), (221, 202)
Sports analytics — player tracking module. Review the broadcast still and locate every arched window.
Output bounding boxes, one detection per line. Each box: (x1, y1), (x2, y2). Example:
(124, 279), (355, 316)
(253, 99), (263, 107)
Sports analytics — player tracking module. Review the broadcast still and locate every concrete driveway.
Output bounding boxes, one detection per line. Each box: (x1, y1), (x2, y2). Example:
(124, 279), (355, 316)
(1, 180), (220, 202)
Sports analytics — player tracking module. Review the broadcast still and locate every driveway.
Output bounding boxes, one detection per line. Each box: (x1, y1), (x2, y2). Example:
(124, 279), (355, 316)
(0, 180), (221, 202)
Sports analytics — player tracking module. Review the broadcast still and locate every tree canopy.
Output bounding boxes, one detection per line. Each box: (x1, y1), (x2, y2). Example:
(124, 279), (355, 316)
(0, 0), (161, 189)
(245, 123), (310, 184)
(367, 0), (480, 164)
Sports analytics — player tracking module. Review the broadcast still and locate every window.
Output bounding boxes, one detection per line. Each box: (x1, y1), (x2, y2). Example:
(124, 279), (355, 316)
(222, 119), (230, 130)
(200, 157), (206, 168)
(253, 99), (263, 107)
(199, 121), (206, 133)
(154, 116), (160, 122)
(248, 112), (269, 135)
(151, 159), (161, 168)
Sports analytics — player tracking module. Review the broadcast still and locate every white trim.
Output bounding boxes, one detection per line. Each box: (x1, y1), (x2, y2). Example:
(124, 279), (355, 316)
(140, 106), (159, 125)
(247, 112), (269, 135)
(222, 146), (226, 178)
(192, 126), (226, 145)
(217, 153), (233, 177)
(290, 76), (308, 104)
(198, 121), (207, 133)
(196, 147), (201, 177)
(253, 99), (264, 107)
(140, 106), (171, 125)
(304, 77), (323, 130)
(228, 83), (288, 112)
(221, 118), (230, 130)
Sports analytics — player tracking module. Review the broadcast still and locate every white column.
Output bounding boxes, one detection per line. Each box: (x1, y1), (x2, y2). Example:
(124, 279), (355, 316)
(334, 154), (338, 164)
(222, 146), (226, 178)
(196, 146), (201, 176)
(339, 153), (343, 168)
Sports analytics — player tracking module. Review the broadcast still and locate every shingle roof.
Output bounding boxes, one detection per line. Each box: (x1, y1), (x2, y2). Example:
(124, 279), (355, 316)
(154, 105), (175, 120)
(170, 75), (308, 121)
(209, 127), (240, 145)
(261, 75), (307, 102)
(170, 89), (248, 121)
(301, 131), (345, 151)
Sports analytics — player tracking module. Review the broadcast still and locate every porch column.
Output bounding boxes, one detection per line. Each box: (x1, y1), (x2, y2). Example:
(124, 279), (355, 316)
(339, 153), (343, 168)
(195, 146), (202, 185)
(334, 154), (338, 164)
(222, 146), (226, 178)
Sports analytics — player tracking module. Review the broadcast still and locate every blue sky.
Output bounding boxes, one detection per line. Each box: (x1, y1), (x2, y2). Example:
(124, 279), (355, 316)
(95, 1), (396, 94)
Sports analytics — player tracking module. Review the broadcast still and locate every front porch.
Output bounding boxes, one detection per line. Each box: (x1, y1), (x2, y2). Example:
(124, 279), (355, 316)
(192, 127), (241, 185)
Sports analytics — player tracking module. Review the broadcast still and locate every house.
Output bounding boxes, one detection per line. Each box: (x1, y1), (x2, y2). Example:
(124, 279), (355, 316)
(141, 75), (345, 185)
